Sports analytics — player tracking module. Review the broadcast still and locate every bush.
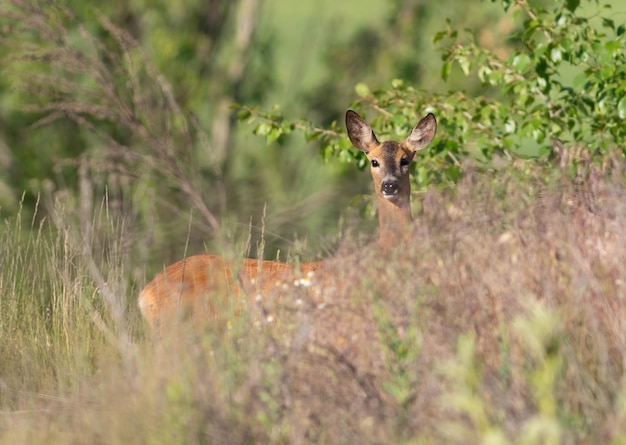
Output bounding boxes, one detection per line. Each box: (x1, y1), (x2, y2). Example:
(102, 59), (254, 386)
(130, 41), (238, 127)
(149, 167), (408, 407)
(238, 0), (625, 188)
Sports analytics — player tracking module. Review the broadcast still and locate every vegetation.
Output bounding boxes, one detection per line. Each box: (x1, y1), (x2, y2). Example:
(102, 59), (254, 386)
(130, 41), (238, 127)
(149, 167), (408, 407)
(243, 0), (626, 187)
(0, 0), (625, 443)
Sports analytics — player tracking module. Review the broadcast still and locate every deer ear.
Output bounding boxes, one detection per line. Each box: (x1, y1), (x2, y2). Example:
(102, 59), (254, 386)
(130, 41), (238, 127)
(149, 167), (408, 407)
(345, 110), (379, 153)
(405, 113), (437, 153)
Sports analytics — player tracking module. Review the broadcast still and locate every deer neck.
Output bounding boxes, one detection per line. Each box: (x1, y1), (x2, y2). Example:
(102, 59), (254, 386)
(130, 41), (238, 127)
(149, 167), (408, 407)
(377, 195), (412, 248)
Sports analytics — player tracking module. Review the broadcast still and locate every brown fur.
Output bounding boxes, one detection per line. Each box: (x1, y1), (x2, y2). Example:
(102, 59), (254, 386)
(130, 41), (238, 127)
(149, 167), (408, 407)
(138, 110), (437, 334)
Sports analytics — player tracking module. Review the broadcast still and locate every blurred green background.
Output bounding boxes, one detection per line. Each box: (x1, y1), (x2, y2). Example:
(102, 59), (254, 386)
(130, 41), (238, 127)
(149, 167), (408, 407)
(0, 0), (623, 267)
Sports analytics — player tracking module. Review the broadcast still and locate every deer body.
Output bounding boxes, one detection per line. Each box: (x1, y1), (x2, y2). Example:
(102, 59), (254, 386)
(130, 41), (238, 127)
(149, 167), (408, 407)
(138, 255), (320, 331)
(138, 110), (436, 333)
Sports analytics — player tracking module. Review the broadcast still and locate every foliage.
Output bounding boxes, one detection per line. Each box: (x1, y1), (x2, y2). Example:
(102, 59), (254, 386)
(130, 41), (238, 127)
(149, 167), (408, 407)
(438, 0), (626, 153)
(0, 0), (277, 243)
(299, 0), (506, 123)
(240, 0), (625, 189)
(4, 0), (621, 260)
(0, 0), (382, 260)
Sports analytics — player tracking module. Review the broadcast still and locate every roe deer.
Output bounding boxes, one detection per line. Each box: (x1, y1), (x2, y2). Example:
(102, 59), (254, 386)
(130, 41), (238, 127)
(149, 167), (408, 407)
(138, 110), (437, 334)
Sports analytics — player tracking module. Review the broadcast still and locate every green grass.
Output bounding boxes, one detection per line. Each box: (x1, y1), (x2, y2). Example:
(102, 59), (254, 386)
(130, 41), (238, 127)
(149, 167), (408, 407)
(2, 165), (626, 444)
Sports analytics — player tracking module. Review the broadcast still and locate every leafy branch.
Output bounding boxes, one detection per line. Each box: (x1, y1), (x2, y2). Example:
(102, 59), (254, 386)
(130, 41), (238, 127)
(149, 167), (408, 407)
(238, 0), (626, 189)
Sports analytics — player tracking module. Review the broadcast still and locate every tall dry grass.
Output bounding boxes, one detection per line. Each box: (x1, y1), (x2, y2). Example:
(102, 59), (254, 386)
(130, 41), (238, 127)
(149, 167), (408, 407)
(247, 162), (626, 444)
(5, 161), (626, 444)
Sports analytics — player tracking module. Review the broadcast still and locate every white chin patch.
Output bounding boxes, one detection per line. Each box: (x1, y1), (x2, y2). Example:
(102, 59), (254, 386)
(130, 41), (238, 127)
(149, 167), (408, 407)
(382, 191), (399, 200)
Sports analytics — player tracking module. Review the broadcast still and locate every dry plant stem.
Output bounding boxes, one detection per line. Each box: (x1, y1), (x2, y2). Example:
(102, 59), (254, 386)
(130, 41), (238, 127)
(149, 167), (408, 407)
(79, 164), (135, 372)
(42, 157), (137, 374)
(4, 1), (222, 232)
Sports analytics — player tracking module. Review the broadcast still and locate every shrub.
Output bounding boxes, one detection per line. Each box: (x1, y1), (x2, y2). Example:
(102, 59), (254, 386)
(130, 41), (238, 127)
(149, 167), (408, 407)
(238, 0), (625, 188)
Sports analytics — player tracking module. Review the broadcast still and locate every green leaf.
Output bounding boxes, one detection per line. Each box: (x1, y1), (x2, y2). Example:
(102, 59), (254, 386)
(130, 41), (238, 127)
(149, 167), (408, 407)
(433, 30), (447, 43)
(565, 0), (580, 12)
(254, 122), (271, 137)
(550, 46), (563, 63)
(572, 72), (588, 90)
(458, 55), (471, 75)
(618, 97), (626, 119)
(266, 128), (281, 144)
(441, 61), (452, 81)
(355, 82), (371, 98)
(534, 42), (548, 58)
(444, 165), (462, 182)
(504, 119), (516, 134)
(512, 53), (532, 73)
(478, 65), (491, 83)
(604, 40), (622, 55)
(602, 18), (614, 30)
(537, 76), (548, 91)
(337, 137), (353, 150)
(236, 108), (251, 120)
(304, 129), (322, 142)
(532, 128), (546, 143)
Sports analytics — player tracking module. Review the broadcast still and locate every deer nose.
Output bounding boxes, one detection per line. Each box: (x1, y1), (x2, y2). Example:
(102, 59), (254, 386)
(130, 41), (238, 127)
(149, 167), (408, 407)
(381, 180), (399, 198)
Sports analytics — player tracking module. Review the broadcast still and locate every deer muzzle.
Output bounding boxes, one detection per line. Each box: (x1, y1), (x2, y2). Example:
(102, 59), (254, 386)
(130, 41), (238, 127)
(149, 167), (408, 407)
(381, 180), (400, 199)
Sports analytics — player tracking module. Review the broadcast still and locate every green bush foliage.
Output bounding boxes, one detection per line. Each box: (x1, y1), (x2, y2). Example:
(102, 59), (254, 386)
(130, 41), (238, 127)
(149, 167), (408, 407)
(239, 0), (625, 188)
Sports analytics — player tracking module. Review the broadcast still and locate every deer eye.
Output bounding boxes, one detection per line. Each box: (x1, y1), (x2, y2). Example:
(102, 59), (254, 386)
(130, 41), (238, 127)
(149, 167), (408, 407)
(400, 157), (410, 167)
(371, 159), (380, 168)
